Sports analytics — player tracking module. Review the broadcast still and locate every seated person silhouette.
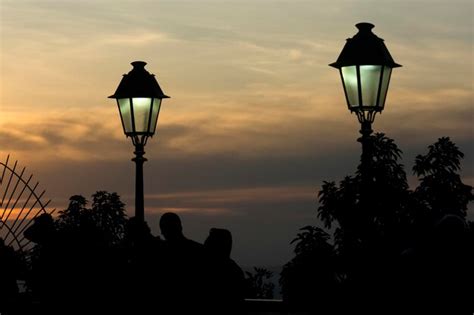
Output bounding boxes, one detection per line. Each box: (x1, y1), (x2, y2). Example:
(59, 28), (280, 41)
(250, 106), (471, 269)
(397, 214), (472, 315)
(158, 212), (206, 312)
(424, 215), (472, 314)
(0, 238), (22, 314)
(204, 228), (246, 314)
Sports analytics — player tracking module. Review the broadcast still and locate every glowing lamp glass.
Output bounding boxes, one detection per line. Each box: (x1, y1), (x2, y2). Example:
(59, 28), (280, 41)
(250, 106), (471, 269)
(117, 97), (162, 136)
(340, 65), (392, 111)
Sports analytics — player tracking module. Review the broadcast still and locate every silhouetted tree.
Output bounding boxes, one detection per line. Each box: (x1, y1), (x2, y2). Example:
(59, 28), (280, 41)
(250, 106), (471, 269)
(57, 195), (87, 229)
(413, 137), (473, 222)
(57, 191), (126, 246)
(315, 134), (413, 310)
(245, 267), (275, 299)
(318, 134), (410, 256)
(280, 226), (337, 312)
(283, 134), (473, 313)
(25, 191), (128, 314)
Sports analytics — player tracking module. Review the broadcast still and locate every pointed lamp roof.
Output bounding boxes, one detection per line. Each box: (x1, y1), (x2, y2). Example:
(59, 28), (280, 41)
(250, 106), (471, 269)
(109, 61), (170, 99)
(330, 23), (401, 68)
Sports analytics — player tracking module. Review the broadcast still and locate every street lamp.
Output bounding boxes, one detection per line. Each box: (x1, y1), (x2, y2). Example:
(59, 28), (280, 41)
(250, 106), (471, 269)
(330, 22), (401, 178)
(109, 61), (170, 222)
(330, 22), (401, 138)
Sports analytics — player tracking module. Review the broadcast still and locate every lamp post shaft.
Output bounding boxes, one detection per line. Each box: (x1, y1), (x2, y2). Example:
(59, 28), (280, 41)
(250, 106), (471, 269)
(132, 143), (147, 222)
(358, 122), (373, 188)
(354, 121), (374, 245)
(358, 121), (373, 235)
(358, 120), (373, 170)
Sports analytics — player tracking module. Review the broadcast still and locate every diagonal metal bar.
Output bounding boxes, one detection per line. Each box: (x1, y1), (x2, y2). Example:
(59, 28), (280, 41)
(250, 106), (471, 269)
(2, 219), (23, 249)
(7, 206), (55, 249)
(1, 165), (51, 232)
(0, 162), (50, 224)
(12, 182), (39, 233)
(1, 156), (55, 257)
(15, 190), (46, 236)
(5, 197), (52, 243)
(0, 161), (18, 211)
(11, 200), (50, 248)
(0, 155), (10, 185)
(3, 174), (33, 225)
(3, 166), (25, 219)
(1, 160), (17, 213)
(9, 182), (38, 233)
(17, 229), (36, 249)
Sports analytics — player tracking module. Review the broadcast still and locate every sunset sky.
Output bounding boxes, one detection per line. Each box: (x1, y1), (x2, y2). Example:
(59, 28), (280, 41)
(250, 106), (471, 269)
(1, 0), (472, 267)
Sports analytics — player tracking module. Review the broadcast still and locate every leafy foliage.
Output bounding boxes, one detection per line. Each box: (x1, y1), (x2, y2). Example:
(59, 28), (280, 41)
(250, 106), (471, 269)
(282, 134), (473, 311)
(291, 226), (331, 256)
(91, 191), (127, 245)
(413, 137), (464, 176)
(413, 137), (473, 220)
(57, 191), (127, 246)
(57, 195), (87, 230)
(23, 191), (130, 313)
(280, 226), (337, 310)
(317, 133), (412, 256)
(245, 267), (275, 299)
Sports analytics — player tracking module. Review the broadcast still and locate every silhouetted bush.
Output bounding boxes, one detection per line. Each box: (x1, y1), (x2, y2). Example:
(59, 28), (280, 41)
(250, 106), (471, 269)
(24, 191), (129, 314)
(280, 226), (337, 311)
(281, 135), (473, 313)
(245, 267), (275, 299)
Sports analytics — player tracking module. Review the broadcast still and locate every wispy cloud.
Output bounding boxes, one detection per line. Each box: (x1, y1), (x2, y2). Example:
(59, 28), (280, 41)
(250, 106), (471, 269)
(104, 31), (178, 46)
(1, 0), (472, 266)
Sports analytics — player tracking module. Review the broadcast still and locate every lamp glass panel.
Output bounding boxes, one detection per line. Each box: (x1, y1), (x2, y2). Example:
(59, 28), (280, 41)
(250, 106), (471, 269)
(360, 65), (382, 107)
(341, 66), (359, 107)
(378, 67), (392, 109)
(118, 98), (133, 134)
(132, 98), (153, 133)
(149, 98), (162, 134)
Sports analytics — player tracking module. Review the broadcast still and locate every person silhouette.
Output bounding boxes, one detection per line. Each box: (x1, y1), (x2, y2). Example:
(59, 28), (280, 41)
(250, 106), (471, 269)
(23, 213), (62, 314)
(426, 215), (473, 314)
(204, 228), (245, 314)
(123, 217), (163, 314)
(397, 214), (473, 315)
(158, 212), (207, 312)
(0, 238), (23, 315)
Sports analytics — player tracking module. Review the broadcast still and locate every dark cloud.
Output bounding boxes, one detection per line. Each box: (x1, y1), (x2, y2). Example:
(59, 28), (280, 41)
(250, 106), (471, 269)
(2, 0), (472, 268)
(0, 130), (45, 151)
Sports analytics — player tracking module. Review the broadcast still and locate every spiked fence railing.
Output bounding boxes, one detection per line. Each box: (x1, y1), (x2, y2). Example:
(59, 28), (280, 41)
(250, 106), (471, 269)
(0, 155), (55, 253)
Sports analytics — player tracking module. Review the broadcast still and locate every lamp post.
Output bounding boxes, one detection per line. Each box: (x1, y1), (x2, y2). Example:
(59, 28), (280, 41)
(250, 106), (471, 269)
(109, 61), (170, 222)
(330, 22), (401, 183)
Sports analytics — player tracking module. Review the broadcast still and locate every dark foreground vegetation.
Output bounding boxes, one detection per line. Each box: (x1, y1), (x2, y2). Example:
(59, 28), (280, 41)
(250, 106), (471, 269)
(280, 135), (473, 314)
(0, 135), (472, 314)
